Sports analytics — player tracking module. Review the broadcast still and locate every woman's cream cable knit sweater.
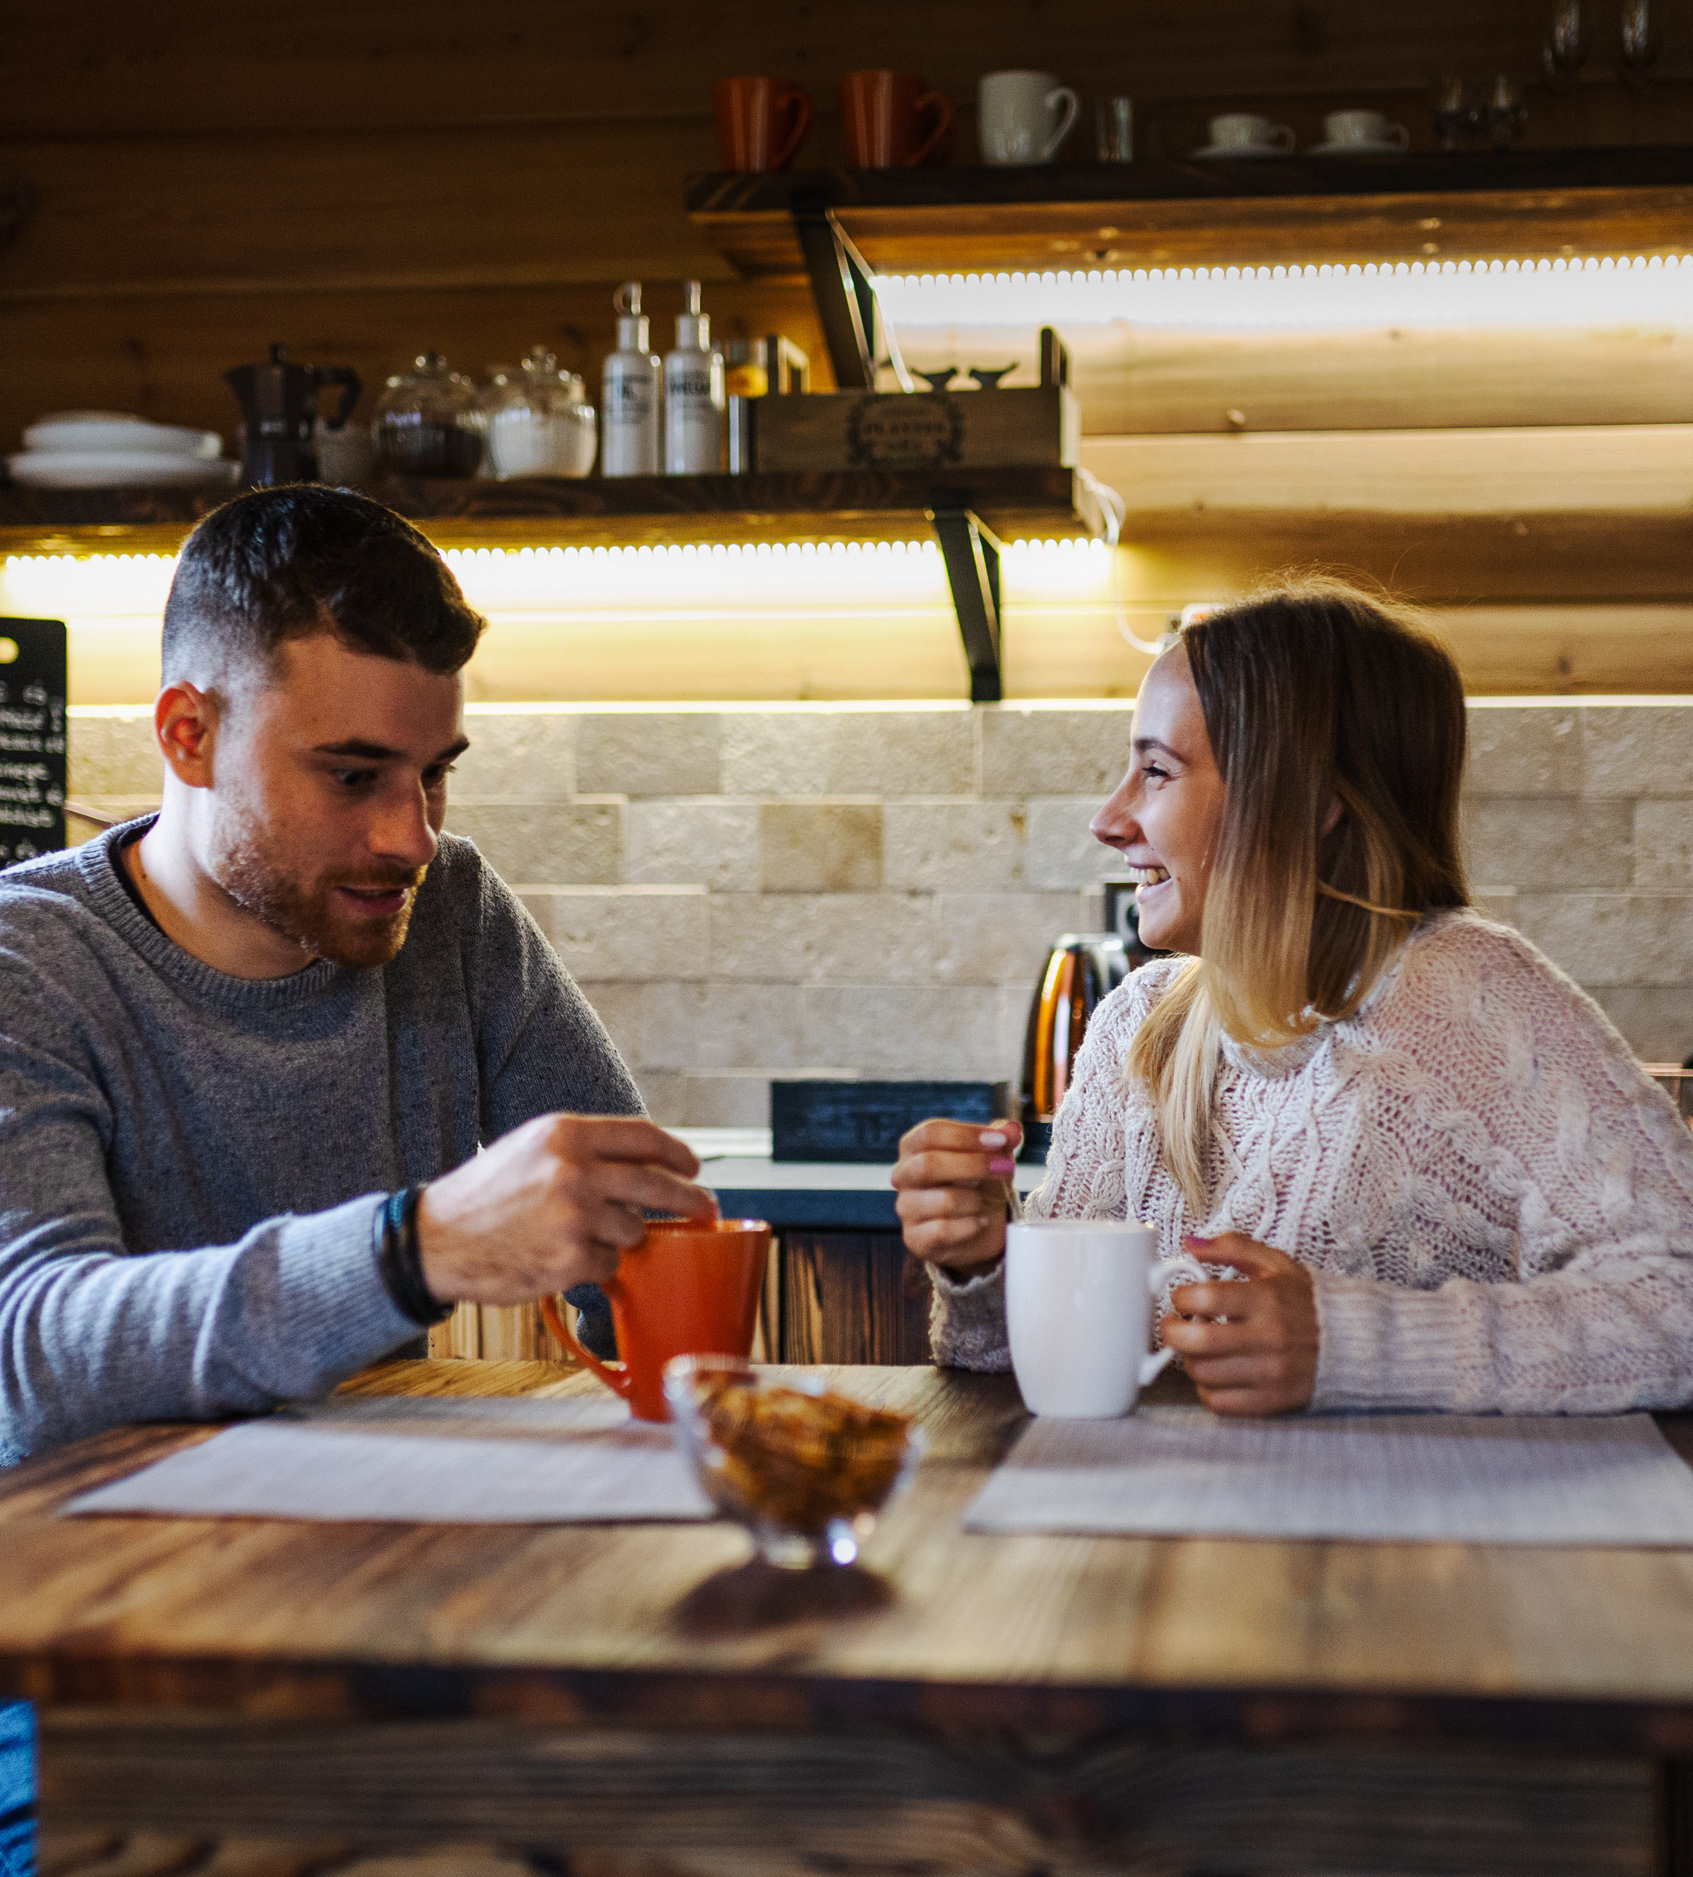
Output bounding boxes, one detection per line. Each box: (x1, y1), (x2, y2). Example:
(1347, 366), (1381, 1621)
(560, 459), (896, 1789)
(930, 910), (1693, 1413)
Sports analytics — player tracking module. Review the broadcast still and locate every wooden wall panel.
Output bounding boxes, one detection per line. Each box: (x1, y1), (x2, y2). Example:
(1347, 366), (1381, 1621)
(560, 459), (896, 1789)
(0, 0), (1688, 452)
(4, 0), (1661, 139)
(0, 283), (828, 448)
(777, 1233), (932, 1365)
(995, 600), (1693, 698)
(2, 0), (1691, 694)
(907, 327), (1693, 435)
(4, 296), (1688, 455)
(1085, 428), (1693, 516)
(1110, 511), (1693, 606)
(1437, 603), (1693, 693)
(58, 594), (1693, 704)
(0, 123), (728, 302)
(1093, 326), (1693, 436)
(1131, 82), (1693, 162)
(426, 1301), (571, 1364)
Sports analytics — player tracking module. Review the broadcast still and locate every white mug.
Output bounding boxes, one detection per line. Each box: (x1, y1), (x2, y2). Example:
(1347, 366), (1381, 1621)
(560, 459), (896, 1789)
(1208, 111), (1294, 152)
(980, 70), (1081, 166)
(1324, 108), (1409, 147)
(1005, 1220), (1207, 1418)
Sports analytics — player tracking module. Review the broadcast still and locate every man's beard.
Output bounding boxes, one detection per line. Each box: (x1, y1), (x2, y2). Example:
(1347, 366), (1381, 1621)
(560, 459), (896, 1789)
(210, 819), (425, 970)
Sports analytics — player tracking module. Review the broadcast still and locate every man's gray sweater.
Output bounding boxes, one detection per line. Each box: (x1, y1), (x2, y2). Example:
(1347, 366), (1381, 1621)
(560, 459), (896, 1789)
(0, 821), (643, 1462)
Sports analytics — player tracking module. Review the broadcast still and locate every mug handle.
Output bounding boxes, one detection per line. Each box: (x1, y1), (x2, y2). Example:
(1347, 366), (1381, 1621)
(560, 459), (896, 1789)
(1271, 123), (1296, 151)
(1041, 85), (1082, 161)
(1139, 1346), (1178, 1386)
(1386, 122), (1410, 147)
(1137, 1251), (1211, 1384)
(314, 365), (362, 432)
(908, 88), (954, 166)
(772, 84), (814, 170)
(539, 1291), (632, 1402)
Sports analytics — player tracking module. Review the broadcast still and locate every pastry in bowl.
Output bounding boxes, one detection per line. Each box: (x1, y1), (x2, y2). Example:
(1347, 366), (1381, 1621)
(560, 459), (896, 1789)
(664, 1354), (922, 1569)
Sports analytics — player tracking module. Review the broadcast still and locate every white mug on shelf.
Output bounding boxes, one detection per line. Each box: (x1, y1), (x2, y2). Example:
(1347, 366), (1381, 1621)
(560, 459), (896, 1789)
(979, 70), (1082, 166)
(1324, 107), (1409, 147)
(1207, 111), (1295, 152)
(1005, 1220), (1208, 1419)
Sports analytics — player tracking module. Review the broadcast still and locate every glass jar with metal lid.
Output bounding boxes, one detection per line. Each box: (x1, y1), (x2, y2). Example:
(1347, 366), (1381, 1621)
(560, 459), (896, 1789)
(482, 348), (597, 478)
(373, 352), (486, 478)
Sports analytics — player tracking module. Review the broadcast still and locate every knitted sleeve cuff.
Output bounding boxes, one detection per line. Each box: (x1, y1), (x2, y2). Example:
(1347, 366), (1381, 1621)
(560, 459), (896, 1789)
(1310, 1270), (1468, 1412)
(927, 1257), (1012, 1373)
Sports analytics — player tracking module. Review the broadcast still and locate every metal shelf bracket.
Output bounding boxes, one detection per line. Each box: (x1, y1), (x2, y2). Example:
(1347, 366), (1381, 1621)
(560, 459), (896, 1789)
(928, 497), (1003, 704)
(790, 187), (1003, 700)
(790, 189), (912, 392)
(790, 190), (879, 390)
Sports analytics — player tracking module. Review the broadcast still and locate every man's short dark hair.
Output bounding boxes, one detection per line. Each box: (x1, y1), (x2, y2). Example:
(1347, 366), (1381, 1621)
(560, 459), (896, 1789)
(162, 485), (485, 684)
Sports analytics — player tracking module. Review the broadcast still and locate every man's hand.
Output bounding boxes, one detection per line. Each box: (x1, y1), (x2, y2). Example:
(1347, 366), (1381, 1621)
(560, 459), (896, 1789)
(415, 1114), (718, 1306)
(1159, 1233), (1319, 1416)
(892, 1117), (1022, 1276)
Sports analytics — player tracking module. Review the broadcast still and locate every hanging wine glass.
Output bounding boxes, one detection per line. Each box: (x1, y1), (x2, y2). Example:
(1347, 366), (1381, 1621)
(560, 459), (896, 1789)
(1542, 0), (1593, 88)
(1620, 0), (1663, 83)
(1430, 72), (1478, 150)
(1487, 73), (1529, 147)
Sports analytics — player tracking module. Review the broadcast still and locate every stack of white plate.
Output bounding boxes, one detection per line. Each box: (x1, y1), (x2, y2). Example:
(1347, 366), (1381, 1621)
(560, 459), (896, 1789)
(7, 412), (241, 490)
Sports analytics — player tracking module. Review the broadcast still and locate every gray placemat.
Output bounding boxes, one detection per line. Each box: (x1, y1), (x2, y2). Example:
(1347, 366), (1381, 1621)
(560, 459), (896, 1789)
(63, 1394), (712, 1524)
(964, 1405), (1693, 1546)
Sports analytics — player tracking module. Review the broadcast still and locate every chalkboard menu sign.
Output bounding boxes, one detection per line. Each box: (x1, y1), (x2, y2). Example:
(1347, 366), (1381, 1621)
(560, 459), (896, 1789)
(0, 617), (67, 868)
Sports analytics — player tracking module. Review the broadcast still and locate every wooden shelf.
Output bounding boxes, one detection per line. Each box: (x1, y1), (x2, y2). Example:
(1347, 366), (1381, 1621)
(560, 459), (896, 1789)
(0, 466), (1097, 557)
(686, 147), (1693, 277)
(0, 467), (1096, 704)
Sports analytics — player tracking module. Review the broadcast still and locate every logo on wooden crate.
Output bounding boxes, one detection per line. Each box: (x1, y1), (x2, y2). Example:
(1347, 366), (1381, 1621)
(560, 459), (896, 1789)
(845, 394), (965, 469)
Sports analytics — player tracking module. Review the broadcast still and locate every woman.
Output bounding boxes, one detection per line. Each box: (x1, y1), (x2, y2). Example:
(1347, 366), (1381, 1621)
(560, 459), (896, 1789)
(893, 579), (1693, 1415)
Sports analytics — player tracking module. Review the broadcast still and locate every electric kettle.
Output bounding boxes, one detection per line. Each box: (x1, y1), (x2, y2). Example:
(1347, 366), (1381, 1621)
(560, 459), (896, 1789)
(1020, 935), (1129, 1160)
(224, 343), (362, 487)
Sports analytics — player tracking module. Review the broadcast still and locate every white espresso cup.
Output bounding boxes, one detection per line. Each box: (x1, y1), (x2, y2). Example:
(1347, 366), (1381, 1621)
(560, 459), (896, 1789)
(1006, 1220), (1208, 1418)
(1324, 108), (1409, 148)
(1207, 111), (1294, 152)
(980, 70), (1082, 166)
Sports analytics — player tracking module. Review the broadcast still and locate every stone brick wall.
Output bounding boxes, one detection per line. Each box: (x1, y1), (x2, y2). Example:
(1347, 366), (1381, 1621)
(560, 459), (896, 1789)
(1463, 702), (1693, 1070)
(68, 698), (1693, 1122)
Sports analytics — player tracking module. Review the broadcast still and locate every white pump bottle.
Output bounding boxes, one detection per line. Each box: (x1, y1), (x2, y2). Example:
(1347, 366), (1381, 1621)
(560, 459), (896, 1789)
(600, 282), (661, 477)
(663, 280), (725, 475)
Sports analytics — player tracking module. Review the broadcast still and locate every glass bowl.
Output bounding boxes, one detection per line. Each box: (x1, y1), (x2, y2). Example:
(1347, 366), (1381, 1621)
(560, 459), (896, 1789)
(663, 1354), (924, 1570)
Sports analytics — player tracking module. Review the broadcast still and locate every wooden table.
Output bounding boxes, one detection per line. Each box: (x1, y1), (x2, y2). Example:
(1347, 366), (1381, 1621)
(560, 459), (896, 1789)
(7, 1361), (1693, 1877)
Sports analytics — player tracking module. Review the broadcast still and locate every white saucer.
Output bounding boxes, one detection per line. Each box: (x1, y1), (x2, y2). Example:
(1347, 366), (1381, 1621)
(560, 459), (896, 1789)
(1308, 139), (1410, 156)
(23, 414), (222, 458)
(1190, 143), (1294, 159)
(6, 451), (240, 490)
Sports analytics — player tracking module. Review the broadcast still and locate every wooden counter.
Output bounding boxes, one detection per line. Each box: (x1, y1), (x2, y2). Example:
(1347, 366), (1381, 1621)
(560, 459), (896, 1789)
(8, 1358), (1693, 1874)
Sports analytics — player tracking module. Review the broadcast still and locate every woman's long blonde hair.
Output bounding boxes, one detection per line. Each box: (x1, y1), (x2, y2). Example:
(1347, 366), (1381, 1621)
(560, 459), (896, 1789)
(1128, 578), (1469, 1209)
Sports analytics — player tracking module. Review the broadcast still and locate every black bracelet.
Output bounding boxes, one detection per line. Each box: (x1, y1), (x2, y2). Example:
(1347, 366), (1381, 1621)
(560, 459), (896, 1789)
(373, 1185), (453, 1327)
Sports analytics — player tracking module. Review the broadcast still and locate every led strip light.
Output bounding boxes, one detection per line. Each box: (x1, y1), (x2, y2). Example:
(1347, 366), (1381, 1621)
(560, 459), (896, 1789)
(874, 254), (1693, 332)
(0, 538), (1114, 623)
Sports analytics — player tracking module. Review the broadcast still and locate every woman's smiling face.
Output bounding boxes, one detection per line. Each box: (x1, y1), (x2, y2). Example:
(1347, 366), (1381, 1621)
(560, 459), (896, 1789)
(1090, 641), (1228, 955)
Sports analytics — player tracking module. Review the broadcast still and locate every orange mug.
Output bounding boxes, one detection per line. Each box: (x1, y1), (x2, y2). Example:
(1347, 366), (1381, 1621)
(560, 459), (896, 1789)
(714, 76), (814, 172)
(837, 70), (954, 168)
(541, 1218), (771, 1422)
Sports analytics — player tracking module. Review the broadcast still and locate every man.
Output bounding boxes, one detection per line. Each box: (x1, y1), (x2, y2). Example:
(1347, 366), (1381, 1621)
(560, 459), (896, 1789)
(0, 484), (716, 1463)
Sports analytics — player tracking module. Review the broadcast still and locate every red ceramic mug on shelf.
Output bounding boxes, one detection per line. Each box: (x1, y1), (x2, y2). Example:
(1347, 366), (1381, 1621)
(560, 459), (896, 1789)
(837, 70), (954, 168)
(714, 76), (814, 172)
(541, 1218), (771, 1423)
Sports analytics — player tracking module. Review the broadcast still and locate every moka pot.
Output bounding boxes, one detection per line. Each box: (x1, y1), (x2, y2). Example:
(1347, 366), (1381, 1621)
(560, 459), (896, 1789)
(224, 342), (361, 487)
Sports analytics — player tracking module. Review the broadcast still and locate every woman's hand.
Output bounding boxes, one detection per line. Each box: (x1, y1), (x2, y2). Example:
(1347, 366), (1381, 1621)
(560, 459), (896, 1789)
(892, 1117), (1022, 1277)
(1159, 1233), (1319, 1416)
